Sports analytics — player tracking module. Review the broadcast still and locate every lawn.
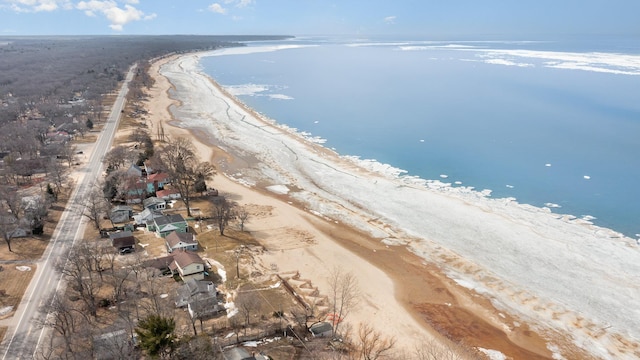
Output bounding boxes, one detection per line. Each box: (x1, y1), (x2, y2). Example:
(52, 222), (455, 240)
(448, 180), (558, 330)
(0, 265), (36, 320)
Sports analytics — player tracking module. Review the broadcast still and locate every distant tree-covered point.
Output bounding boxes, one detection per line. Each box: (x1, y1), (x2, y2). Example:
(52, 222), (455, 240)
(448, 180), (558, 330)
(0, 35), (292, 125)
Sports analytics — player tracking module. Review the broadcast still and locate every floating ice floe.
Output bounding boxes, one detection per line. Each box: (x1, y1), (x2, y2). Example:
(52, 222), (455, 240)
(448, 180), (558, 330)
(440, 174), (448, 178)
(419, 139), (425, 142)
(268, 94), (294, 100)
(454, 181), (462, 185)
(506, 184), (514, 188)
(544, 203), (561, 208)
(584, 175), (591, 180)
(545, 163), (552, 167)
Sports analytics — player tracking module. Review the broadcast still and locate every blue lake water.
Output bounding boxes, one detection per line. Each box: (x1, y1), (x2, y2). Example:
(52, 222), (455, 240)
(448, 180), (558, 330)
(200, 36), (640, 238)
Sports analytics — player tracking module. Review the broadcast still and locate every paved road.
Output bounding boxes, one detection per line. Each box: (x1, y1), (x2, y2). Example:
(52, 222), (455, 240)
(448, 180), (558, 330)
(0, 64), (136, 360)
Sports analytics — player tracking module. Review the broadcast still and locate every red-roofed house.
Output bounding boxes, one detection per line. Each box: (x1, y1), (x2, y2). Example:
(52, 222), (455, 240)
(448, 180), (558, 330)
(156, 188), (181, 201)
(147, 172), (170, 193)
(169, 251), (206, 281)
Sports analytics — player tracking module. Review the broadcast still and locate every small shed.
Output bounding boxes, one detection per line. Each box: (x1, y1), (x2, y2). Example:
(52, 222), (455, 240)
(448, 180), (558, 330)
(109, 231), (136, 252)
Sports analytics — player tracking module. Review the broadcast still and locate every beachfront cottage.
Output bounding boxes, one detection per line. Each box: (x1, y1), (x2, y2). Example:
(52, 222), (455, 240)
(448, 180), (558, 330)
(142, 196), (166, 211)
(156, 188), (181, 201)
(151, 214), (188, 238)
(175, 278), (217, 308)
(169, 251), (206, 281)
(165, 231), (198, 253)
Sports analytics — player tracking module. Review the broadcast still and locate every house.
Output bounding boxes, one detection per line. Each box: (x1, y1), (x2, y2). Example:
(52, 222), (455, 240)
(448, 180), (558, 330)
(93, 328), (137, 360)
(146, 172), (169, 193)
(143, 255), (174, 275)
(169, 251), (206, 281)
(125, 163), (145, 178)
(151, 214), (188, 238)
(156, 188), (181, 201)
(175, 278), (217, 308)
(188, 298), (222, 320)
(142, 196), (166, 211)
(132, 208), (162, 226)
(109, 231), (136, 252)
(110, 205), (133, 224)
(223, 347), (269, 360)
(165, 231), (198, 253)
(309, 322), (333, 338)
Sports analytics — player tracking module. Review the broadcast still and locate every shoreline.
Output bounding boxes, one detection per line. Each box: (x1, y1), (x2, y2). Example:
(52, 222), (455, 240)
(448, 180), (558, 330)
(149, 51), (639, 359)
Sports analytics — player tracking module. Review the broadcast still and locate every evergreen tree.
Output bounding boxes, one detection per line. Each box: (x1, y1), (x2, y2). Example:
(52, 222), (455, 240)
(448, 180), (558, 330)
(135, 314), (176, 359)
(86, 118), (94, 130)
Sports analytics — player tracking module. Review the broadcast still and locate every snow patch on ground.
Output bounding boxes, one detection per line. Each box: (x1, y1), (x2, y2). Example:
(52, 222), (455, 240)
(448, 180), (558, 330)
(266, 184), (290, 195)
(477, 348), (508, 360)
(0, 306), (13, 316)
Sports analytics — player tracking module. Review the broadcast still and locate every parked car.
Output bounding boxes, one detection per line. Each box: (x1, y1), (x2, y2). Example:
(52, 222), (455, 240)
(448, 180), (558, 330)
(119, 247), (134, 255)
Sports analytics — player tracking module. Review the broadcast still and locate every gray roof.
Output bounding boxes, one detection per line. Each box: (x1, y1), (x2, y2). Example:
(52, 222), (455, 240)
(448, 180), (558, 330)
(109, 231), (133, 240)
(309, 322), (333, 336)
(143, 196), (165, 208)
(154, 214), (186, 226)
(166, 231), (197, 247)
(111, 205), (132, 212)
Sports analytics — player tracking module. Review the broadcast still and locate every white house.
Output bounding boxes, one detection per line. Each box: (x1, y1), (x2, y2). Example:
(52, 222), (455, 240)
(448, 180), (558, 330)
(169, 251), (206, 281)
(143, 196), (166, 211)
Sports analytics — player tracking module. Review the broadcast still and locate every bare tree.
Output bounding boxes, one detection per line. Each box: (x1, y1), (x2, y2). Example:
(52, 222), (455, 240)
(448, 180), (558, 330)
(350, 323), (396, 360)
(103, 145), (136, 172)
(37, 290), (90, 356)
(328, 267), (360, 336)
(174, 335), (221, 360)
(76, 183), (109, 230)
(158, 137), (215, 217)
(236, 291), (261, 333)
(236, 205), (249, 232)
(24, 194), (51, 235)
(59, 141), (77, 168)
(413, 338), (482, 360)
(45, 157), (69, 198)
(0, 209), (18, 252)
(57, 244), (104, 319)
(212, 197), (235, 236)
(0, 186), (22, 252)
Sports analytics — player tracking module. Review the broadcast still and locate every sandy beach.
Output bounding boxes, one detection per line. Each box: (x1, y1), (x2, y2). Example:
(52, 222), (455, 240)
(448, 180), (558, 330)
(146, 52), (640, 360)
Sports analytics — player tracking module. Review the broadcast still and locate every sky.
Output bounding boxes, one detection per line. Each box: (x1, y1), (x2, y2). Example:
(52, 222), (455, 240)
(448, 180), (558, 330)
(0, 0), (639, 38)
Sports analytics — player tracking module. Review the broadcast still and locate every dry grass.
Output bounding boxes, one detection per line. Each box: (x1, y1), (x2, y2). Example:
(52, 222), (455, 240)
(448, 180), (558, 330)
(0, 265), (36, 320)
(0, 238), (49, 262)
